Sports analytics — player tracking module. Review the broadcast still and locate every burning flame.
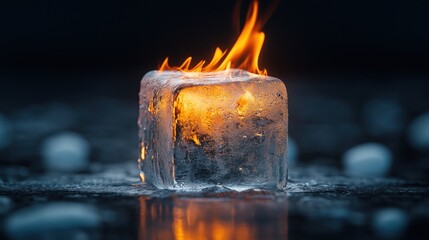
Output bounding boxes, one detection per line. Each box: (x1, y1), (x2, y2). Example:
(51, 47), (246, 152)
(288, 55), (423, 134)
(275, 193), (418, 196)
(159, 0), (268, 75)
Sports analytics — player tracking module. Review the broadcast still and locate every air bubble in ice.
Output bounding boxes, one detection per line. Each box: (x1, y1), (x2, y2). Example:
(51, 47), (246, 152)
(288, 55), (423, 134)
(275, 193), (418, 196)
(372, 208), (409, 238)
(408, 112), (429, 150)
(342, 143), (392, 177)
(41, 132), (90, 172)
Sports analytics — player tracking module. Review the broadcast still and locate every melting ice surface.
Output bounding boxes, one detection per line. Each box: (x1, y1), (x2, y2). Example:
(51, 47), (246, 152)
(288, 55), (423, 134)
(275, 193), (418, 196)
(138, 69), (288, 191)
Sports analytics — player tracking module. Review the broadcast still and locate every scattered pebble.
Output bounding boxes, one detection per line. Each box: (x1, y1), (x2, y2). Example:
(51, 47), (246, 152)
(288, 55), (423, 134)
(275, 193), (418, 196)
(408, 112), (429, 150)
(41, 132), (91, 172)
(5, 202), (100, 239)
(342, 143), (392, 177)
(288, 137), (299, 167)
(363, 99), (405, 137)
(0, 114), (12, 150)
(372, 208), (409, 238)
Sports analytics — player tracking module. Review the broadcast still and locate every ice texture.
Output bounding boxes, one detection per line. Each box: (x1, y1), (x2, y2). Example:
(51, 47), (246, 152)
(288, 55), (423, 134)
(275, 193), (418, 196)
(138, 69), (288, 190)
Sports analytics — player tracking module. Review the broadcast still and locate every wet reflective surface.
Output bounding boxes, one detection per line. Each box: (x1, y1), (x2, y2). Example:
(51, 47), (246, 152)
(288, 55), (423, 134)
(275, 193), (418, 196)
(2, 165), (429, 240)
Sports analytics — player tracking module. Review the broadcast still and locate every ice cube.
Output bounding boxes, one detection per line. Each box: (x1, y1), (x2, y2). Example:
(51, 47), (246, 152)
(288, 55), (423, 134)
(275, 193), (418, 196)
(138, 69), (288, 190)
(342, 143), (392, 177)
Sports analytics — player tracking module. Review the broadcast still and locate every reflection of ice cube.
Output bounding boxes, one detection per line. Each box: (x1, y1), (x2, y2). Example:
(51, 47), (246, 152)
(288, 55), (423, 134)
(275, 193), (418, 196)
(342, 143), (392, 177)
(139, 70), (288, 190)
(408, 112), (429, 150)
(41, 132), (90, 172)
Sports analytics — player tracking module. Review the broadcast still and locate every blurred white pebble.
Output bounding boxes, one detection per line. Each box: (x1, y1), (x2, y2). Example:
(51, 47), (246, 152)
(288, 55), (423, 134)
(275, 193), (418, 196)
(342, 143), (392, 177)
(288, 137), (299, 167)
(0, 114), (12, 150)
(5, 202), (100, 239)
(372, 208), (409, 238)
(41, 132), (90, 172)
(408, 112), (429, 150)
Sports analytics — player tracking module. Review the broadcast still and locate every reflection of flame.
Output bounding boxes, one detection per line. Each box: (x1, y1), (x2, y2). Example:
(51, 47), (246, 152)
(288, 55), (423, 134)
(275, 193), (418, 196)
(173, 200), (255, 240)
(159, 0), (268, 75)
(138, 197), (288, 240)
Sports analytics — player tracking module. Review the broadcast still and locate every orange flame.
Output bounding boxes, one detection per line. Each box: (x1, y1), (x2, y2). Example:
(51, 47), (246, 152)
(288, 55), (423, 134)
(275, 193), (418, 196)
(159, 0), (268, 76)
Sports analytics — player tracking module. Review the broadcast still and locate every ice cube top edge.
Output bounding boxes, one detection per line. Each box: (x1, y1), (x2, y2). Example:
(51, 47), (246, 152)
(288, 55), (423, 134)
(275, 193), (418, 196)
(141, 69), (284, 87)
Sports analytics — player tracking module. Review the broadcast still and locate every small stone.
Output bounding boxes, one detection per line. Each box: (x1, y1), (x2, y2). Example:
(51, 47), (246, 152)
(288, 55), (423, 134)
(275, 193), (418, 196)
(5, 202), (100, 238)
(372, 208), (409, 238)
(408, 112), (429, 150)
(41, 132), (90, 172)
(342, 143), (392, 177)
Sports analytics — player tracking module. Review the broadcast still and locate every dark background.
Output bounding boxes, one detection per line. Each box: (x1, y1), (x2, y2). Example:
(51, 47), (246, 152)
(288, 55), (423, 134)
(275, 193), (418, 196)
(2, 0), (429, 72)
(1, 0), (429, 178)
(2, 0), (429, 87)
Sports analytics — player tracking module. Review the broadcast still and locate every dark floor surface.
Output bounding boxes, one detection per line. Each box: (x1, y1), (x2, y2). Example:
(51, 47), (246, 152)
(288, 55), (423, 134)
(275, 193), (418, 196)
(1, 164), (429, 240)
